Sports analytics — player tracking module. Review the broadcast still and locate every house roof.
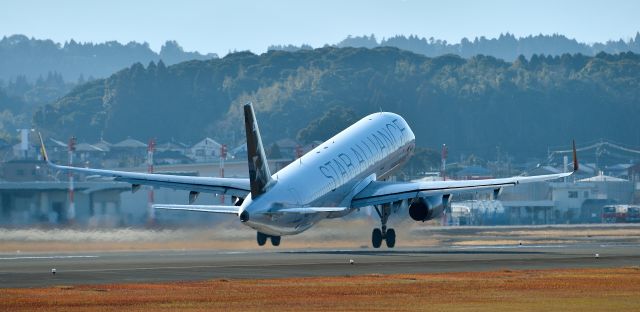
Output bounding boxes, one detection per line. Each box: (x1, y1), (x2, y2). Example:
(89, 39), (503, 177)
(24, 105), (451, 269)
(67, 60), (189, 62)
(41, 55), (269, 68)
(92, 139), (112, 151)
(527, 165), (561, 176)
(46, 138), (104, 152)
(578, 173), (628, 182)
(75, 143), (105, 152)
(192, 137), (221, 148)
(457, 165), (491, 177)
(112, 138), (147, 148)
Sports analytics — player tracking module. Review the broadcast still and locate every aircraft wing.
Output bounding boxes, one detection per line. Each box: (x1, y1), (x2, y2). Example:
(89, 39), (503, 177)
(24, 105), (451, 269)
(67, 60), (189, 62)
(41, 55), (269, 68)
(38, 134), (250, 197)
(270, 207), (349, 214)
(153, 204), (240, 214)
(351, 172), (570, 208)
(152, 205), (349, 216)
(351, 140), (579, 208)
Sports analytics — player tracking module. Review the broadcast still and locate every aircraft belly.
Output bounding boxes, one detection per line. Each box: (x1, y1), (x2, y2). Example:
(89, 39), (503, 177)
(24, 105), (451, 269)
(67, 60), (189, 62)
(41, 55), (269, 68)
(245, 212), (325, 236)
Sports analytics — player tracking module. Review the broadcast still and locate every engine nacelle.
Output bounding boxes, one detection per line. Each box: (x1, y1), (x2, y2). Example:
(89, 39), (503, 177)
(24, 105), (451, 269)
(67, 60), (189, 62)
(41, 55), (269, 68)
(409, 195), (447, 222)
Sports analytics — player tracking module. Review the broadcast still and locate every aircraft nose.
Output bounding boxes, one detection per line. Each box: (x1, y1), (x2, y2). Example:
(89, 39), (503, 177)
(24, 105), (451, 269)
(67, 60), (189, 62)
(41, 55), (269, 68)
(239, 210), (250, 222)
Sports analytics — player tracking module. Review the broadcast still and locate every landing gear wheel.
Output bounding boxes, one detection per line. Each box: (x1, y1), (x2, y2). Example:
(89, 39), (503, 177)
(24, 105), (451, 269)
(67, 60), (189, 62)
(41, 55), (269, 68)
(372, 228), (383, 248)
(385, 228), (396, 248)
(257, 232), (267, 246)
(373, 204), (397, 248)
(270, 235), (281, 246)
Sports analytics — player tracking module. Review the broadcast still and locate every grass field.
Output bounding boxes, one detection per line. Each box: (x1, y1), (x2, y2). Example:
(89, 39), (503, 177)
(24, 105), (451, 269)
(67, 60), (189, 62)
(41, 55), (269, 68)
(2, 267), (639, 311)
(2, 222), (639, 253)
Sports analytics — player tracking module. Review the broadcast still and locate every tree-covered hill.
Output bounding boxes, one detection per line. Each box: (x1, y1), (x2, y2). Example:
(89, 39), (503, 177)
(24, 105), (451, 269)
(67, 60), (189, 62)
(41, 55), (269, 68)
(271, 33), (640, 61)
(0, 35), (218, 82)
(34, 48), (640, 159)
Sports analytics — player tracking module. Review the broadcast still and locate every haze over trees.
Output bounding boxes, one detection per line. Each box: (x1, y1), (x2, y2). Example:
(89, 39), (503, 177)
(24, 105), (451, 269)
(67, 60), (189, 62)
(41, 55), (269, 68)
(0, 72), (76, 140)
(4, 32), (640, 85)
(0, 35), (218, 82)
(33, 47), (640, 160)
(270, 32), (640, 61)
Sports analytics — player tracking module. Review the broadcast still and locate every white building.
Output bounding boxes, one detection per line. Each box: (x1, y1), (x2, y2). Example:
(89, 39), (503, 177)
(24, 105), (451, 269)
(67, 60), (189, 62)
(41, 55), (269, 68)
(187, 138), (222, 163)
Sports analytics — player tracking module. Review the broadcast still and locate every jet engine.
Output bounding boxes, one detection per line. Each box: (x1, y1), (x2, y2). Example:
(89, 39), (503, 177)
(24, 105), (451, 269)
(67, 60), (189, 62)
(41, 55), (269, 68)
(408, 195), (450, 222)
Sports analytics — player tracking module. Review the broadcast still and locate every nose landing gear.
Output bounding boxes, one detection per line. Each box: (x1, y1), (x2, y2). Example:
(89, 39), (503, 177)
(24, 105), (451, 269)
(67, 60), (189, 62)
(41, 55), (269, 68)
(371, 205), (396, 248)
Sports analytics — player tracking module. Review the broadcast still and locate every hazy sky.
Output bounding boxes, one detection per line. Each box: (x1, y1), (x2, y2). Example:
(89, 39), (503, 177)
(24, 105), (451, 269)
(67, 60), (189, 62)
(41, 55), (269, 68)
(2, 0), (639, 56)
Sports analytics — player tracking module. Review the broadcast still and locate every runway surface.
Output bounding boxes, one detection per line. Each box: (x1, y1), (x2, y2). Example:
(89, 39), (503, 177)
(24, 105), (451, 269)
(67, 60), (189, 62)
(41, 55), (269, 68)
(2, 242), (639, 288)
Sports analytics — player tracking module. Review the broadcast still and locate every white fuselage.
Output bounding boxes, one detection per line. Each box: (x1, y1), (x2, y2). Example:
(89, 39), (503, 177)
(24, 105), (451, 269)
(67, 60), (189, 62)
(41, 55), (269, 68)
(240, 112), (416, 236)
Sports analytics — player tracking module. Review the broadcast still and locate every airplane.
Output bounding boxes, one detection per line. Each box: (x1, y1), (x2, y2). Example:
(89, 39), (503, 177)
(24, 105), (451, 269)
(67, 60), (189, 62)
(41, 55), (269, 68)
(38, 103), (578, 248)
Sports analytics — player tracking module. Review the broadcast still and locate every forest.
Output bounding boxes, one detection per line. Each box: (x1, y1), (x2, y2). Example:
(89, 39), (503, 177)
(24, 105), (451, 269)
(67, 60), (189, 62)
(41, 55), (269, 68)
(0, 35), (217, 81)
(32, 47), (640, 160)
(272, 32), (640, 61)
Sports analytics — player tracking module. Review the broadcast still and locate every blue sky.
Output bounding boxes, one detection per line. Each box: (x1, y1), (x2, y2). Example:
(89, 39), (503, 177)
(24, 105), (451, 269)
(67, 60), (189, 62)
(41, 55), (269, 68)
(2, 0), (639, 56)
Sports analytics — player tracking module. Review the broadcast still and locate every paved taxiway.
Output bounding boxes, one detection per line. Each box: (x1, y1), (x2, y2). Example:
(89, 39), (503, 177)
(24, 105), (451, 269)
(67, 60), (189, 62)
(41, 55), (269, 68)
(1, 243), (639, 288)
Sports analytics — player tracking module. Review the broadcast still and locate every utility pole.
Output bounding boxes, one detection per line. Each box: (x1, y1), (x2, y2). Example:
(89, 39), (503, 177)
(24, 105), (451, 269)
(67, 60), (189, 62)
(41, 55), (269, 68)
(219, 144), (227, 204)
(67, 136), (77, 224)
(441, 143), (449, 226)
(147, 138), (155, 225)
(563, 155), (568, 183)
(441, 144), (448, 181)
(296, 145), (304, 159)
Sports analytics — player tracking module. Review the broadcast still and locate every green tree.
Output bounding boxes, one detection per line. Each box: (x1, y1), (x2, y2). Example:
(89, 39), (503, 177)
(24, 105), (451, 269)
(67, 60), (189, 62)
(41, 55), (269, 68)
(296, 105), (357, 143)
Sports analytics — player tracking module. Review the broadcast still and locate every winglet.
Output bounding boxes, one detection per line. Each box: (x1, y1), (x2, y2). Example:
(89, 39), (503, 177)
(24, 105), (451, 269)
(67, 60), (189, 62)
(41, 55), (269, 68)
(37, 132), (49, 163)
(572, 140), (579, 172)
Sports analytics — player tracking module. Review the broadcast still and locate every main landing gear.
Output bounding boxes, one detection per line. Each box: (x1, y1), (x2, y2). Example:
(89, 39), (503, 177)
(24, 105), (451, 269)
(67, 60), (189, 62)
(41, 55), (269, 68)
(371, 204), (396, 248)
(257, 232), (281, 247)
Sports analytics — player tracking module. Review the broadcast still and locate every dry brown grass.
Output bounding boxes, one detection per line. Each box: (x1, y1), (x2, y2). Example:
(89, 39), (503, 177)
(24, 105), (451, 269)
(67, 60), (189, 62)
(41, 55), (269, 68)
(0, 219), (440, 253)
(2, 268), (639, 312)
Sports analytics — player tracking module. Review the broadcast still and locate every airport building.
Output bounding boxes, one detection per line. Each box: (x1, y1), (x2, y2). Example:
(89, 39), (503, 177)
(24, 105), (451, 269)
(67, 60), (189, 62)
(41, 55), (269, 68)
(0, 181), (129, 226)
(1, 133), (639, 227)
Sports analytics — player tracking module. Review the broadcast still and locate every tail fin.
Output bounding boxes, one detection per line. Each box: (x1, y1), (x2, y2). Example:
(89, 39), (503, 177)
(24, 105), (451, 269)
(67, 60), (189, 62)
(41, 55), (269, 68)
(244, 102), (273, 197)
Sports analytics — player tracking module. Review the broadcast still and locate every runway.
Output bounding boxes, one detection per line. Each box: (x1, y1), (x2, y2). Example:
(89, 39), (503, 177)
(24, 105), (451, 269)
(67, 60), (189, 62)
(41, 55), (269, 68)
(2, 242), (639, 288)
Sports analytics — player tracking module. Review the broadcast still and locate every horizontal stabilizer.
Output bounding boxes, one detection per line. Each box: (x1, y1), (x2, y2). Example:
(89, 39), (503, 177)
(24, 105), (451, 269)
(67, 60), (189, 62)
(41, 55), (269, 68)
(271, 207), (350, 214)
(153, 204), (239, 215)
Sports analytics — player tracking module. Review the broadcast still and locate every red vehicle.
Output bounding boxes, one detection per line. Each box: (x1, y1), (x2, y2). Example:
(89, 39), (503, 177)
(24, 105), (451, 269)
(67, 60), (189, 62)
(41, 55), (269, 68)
(602, 205), (627, 223)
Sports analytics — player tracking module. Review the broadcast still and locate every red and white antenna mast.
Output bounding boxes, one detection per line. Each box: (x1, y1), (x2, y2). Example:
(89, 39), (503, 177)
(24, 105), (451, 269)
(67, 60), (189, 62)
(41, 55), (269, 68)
(147, 138), (156, 225)
(219, 144), (227, 204)
(67, 136), (77, 224)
